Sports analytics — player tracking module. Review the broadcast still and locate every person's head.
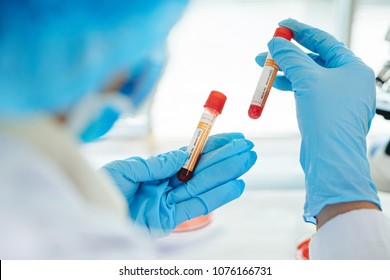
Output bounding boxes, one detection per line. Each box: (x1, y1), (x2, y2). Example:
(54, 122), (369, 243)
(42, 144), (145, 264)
(0, 0), (188, 140)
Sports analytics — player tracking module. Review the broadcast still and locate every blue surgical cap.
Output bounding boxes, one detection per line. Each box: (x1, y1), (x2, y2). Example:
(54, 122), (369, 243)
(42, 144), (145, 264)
(0, 0), (188, 116)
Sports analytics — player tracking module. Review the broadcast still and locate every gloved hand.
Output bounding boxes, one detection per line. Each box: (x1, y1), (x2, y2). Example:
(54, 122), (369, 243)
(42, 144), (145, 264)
(101, 133), (257, 237)
(256, 18), (380, 224)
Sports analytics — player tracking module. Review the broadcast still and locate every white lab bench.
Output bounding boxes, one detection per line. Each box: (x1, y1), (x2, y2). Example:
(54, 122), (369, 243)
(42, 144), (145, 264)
(156, 189), (313, 260)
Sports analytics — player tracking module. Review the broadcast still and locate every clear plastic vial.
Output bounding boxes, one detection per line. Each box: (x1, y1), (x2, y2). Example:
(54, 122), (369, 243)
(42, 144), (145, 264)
(248, 27), (293, 119)
(177, 90), (227, 182)
(174, 90), (227, 232)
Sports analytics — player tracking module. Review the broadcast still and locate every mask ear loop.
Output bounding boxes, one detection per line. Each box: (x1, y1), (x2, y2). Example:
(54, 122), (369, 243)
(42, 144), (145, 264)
(65, 92), (135, 139)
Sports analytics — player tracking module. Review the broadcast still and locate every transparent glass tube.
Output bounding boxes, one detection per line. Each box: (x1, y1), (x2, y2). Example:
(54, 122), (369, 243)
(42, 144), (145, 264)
(248, 27), (293, 119)
(174, 90), (226, 232)
(248, 52), (278, 119)
(177, 106), (220, 182)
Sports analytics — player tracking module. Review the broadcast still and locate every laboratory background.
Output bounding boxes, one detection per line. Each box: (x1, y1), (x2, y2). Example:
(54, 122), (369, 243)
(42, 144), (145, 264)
(81, 0), (390, 259)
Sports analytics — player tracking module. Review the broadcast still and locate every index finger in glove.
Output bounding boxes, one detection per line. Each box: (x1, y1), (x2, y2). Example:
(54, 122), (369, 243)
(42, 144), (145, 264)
(196, 138), (255, 173)
(179, 132), (246, 154)
(255, 52), (292, 91)
(278, 18), (358, 68)
(267, 37), (318, 91)
(255, 51), (326, 92)
(168, 149), (257, 203)
(170, 138), (255, 187)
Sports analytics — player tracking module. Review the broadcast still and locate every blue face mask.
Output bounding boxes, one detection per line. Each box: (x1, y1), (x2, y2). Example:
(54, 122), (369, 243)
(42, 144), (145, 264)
(79, 106), (121, 142)
(66, 92), (135, 142)
(69, 46), (168, 143)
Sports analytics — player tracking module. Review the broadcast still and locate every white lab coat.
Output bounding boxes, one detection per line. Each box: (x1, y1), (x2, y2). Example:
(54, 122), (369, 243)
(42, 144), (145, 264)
(0, 117), (155, 259)
(310, 209), (390, 259)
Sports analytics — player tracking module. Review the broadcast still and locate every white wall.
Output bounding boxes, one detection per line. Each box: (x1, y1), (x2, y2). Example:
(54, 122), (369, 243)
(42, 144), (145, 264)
(150, 0), (390, 140)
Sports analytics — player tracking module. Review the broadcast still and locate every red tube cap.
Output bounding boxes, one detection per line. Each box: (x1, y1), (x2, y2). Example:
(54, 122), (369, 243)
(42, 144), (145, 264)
(204, 90), (227, 114)
(273, 27), (293, 41)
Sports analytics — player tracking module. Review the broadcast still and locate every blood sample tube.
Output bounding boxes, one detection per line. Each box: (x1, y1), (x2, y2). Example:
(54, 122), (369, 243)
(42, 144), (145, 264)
(177, 90), (227, 182)
(248, 27), (293, 119)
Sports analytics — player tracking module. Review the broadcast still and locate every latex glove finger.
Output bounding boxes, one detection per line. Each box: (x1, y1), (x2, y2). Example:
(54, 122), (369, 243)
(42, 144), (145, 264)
(202, 132), (246, 154)
(174, 180), (245, 225)
(103, 150), (188, 183)
(255, 52), (325, 91)
(179, 132), (246, 154)
(267, 37), (319, 93)
(170, 138), (255, 187)
(278, 18), (358, 68)
(256, 51), (325, 68)
(255, 52), (292, 91)
(306, 53), (325, 66)
(168, 150), (257, 203)
(196, 138), (255, 173)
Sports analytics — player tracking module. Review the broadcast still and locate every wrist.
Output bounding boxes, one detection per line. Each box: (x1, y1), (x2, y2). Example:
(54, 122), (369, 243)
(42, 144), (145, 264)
(316, 201), (380, 229)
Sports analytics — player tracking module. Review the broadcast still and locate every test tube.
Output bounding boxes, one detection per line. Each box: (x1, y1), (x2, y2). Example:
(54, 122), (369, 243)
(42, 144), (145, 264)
(177, 90), (227, 182)
(248, 27), (293, 119)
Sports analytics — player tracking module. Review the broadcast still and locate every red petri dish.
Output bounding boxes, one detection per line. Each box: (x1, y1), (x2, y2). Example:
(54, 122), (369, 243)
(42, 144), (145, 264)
(173, 214), (212, 232)
(296, 237), (311, 260)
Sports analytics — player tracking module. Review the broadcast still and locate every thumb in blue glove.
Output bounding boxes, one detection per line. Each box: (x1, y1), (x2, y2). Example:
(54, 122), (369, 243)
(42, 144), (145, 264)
(101, 133), (257, 237)
(256, 18), (380, 224)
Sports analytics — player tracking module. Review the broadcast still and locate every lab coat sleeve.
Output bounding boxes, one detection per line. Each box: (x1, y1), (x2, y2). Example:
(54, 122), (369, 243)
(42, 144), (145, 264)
(0, 133), (155, 259)
(309, 209), (390, 259)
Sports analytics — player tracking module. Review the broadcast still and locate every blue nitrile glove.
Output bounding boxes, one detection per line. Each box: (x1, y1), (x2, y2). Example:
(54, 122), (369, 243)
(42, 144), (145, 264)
(255, 18), (380, 224)
(101, 133), (257, 237)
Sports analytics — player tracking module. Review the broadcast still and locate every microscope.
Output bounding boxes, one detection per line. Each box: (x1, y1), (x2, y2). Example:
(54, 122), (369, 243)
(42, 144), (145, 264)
(376, 26), (390, 120)
(369, 25), (390, 192)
